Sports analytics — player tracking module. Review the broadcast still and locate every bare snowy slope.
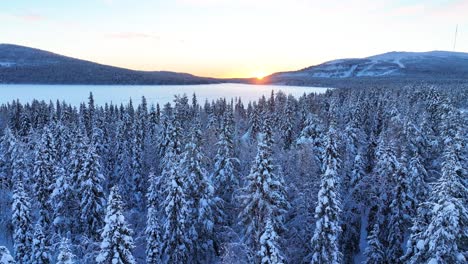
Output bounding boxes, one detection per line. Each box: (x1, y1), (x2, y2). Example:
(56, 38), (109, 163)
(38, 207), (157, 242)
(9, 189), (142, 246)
(263, 51), (468, 85)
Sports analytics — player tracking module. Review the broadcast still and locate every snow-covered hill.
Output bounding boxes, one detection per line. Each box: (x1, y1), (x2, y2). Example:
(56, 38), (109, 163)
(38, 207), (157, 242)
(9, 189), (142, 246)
(265, 51), (468, 84)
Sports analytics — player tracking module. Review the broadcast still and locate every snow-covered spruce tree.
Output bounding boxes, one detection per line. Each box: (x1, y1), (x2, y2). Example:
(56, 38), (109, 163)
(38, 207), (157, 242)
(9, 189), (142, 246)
(50, 124), (74, 234)
(148, 104), (160, 139)
(279, 97), (295, 150)
(56, 238), (75, 264)
(130, 120), (144, 209)
(157, 104), (172, 163)
(18, 105), (31, 138)
(11, 181), (33, 264)
(101, 109), (117, 186)
(160, 117), (192, 263)
(114, 112), (135, 203)
(309, 126), (342, 264)
(160, 166), (192, 263)
(404, 121), (429, 206)
(248, 106), (261, 139)
(84, 92), (95, 138)
(182, 119), (221, 262)
(91, 116), (106, 161)
(31, 222), (52, 264)
(239, 119), (288, 257)
(259, 218), (284, 264)
(50, 163), (74, 236)
(212, 109), (238, 205)
(364, 224), (384, 264)
(340, 118), (367, 262)
(0, 127), (15, 188)
(69, 126), (88, 193)
(32, 125), (57, 232)
(386, 155), (412, 263)
(174, 94), (192, 130)
(79, 143), (106, 240)
(96, 186), (136, 264)
(296, 114), (325, 169)
(158, 110), (183, 171)
(404, 125), (467, 264)
(366, 135), (400, 245)
(10, 137), (28, 184)
(146, 172), (162, 264)
(0, 246), (15, 264)
(134, 98), (147, 167)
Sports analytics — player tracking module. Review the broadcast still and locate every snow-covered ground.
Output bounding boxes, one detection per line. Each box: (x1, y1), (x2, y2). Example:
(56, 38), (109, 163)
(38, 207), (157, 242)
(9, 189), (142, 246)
(271, 50), (468, 80)
(0, 62), (15, 67)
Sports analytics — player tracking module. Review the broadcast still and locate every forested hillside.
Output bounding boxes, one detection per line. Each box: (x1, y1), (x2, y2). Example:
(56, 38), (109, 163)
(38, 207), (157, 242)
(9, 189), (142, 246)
(0, 44), (220, 85)
(0, 85), (466, 263)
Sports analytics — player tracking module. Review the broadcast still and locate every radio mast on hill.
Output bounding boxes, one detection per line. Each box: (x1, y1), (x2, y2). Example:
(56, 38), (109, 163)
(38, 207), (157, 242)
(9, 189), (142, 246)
(453, 24), (458, 51)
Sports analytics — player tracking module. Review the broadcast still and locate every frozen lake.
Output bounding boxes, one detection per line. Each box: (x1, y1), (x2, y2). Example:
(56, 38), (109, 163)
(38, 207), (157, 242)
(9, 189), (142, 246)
(0, 83), (329, 106)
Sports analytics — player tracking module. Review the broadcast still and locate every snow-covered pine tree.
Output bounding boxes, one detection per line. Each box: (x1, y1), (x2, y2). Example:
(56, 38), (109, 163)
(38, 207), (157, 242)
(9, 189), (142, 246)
(258, 218), (284, 264)
(239, 118), (288, 257)
(79, 143), (106, 240)
(310, 126), (342, 264)
(56, 238), (75, 264)
(11, 181), (32, 264)
(146, 172), (162, 264)
(0, 246), (15, 264)
(31, 222), (52, 264)
(96, 186), (136, 264)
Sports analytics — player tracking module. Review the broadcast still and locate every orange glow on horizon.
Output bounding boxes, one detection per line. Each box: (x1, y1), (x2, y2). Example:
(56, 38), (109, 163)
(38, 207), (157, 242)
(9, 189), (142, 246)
(88, 56), (309, 79)
(254, 71), (267, 80)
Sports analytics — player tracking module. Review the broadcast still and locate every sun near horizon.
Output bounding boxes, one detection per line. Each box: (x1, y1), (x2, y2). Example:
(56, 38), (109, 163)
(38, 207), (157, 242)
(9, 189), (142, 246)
(254, 71), (267, 80)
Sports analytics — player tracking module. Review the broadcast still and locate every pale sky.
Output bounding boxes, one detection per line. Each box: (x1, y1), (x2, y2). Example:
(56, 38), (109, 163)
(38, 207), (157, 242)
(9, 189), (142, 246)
(1, 0), (467, 78)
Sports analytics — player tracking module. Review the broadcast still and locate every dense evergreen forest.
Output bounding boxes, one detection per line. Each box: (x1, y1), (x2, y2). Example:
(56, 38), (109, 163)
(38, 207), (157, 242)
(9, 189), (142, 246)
(0, 85), (466, 264)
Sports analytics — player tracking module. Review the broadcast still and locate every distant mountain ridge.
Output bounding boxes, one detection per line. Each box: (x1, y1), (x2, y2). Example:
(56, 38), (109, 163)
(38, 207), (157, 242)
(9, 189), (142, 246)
(0, 44), (221, 85)
(262, 50), (468, 86)
(2, 44), (467, 86)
